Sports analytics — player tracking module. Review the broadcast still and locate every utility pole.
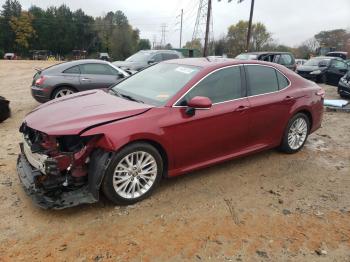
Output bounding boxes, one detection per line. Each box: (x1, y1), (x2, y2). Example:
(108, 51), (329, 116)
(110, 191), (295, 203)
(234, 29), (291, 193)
(160, 23), (167, 48)
(203, 0), (212, 56)
(246, 0), (255, 52)
(179, 9), (183, 48)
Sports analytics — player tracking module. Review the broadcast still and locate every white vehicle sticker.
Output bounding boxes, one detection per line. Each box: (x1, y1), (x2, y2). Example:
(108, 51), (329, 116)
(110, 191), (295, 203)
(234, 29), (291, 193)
(175, 66), (195, 74)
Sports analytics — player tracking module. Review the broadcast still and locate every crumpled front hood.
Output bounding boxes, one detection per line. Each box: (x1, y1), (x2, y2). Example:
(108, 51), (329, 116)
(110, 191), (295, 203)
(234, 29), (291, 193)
(25, 90), (153, 136)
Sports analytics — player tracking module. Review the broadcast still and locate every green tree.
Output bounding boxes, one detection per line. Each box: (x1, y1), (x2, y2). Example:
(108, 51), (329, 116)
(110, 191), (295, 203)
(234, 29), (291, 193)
(9, 11), (35, 52)
(138, 39), (151, 50)
(184, 38), (202, 51)
(226, 20), (271, 56)
(0, 0), (21, 52)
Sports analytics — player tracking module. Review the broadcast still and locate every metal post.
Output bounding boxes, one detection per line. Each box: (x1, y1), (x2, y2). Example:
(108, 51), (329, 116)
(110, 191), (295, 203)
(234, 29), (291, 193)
(203, 0), (212, 57)
(246, 0), (255, 52)
(179, 9), (183, 48)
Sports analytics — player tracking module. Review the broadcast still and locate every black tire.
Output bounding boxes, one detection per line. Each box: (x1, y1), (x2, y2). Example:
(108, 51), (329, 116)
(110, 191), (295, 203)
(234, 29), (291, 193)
(102, 142), (163, 205)
(51, 86), (76, 100)
(0, 97), (10, 123)
(280, 113), (310, 154)
(321, 74), (327, 84)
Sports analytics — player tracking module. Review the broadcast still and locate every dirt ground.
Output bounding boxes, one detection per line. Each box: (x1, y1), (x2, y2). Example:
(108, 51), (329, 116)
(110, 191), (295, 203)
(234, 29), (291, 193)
(0, 60), (349, 261)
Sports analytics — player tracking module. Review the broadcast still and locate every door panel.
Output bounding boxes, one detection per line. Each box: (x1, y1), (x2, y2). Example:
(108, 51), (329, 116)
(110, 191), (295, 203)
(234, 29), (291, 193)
(167, 99), (250, 171)
(244, 65), (294, 148)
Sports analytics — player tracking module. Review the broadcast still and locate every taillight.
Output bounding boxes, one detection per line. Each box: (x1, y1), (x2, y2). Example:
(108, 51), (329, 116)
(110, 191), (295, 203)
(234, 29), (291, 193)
(316, 89), (325, 99)
(35, 76), (46, 86)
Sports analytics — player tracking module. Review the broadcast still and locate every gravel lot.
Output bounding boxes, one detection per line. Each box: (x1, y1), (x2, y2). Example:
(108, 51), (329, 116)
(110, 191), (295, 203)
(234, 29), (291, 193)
(0, 60), (349, 261)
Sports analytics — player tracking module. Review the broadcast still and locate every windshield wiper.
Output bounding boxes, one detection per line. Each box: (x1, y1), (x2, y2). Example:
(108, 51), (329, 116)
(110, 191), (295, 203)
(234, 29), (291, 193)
(109, 89), (144, 103)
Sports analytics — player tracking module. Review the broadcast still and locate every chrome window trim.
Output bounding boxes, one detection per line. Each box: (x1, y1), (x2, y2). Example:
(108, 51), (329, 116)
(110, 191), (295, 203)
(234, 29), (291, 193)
(172, 63), (291, 108)
(172, 64), (242, 108)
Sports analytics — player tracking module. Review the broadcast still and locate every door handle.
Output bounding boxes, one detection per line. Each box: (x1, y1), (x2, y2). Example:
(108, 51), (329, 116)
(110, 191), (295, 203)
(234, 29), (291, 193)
(235, 105), (249, 112)
(284, 96), (294, 101)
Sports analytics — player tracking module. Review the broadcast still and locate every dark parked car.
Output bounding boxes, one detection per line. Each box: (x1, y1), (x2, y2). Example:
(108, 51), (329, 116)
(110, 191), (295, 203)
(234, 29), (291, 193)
(31, 59), (129, 103)
(338, 70), (350, 98)
(235, 52), (296, 71)
(113, 50), (183, 72)
(296, 56), (349, 85)
(326, 51), (348, 60)
(17, 58), (324, 209)
(0, 96), (10, 122)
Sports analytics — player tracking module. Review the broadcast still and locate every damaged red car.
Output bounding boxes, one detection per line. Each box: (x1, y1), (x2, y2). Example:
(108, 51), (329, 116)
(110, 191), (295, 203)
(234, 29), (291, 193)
(17, 58), (324, 209)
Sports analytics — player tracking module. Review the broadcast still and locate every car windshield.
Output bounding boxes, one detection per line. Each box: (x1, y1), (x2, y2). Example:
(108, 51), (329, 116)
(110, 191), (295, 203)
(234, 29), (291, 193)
(235, 54), (258, 60)
(304, 58), (330, 66)
(111, 63), (201, 106)
(125, 52), (153, 62)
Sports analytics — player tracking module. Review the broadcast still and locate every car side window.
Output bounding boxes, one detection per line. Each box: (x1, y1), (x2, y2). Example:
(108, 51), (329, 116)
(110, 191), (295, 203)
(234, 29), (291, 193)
(80, 64), (116, 75)
(246, 65), (279, 95)
(279, 54), (293, 65)
(276, 71), (289, 89)
(331, 60), (347, 70)
(63, 65), (80, 74)
(163, 53), (179, 60)
(152, 54), (163, 62)
(177, 66), (242, 105)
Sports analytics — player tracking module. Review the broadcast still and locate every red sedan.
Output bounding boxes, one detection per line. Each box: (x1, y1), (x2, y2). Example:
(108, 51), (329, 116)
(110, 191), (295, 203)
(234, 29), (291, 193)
(17, 58), (324, 209)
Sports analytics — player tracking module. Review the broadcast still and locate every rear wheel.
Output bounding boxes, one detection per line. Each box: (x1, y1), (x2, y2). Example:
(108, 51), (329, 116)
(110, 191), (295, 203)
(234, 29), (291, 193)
(280, 113), (310, 154)
(52, 87), (76, 99)
(102, 142), (163, 205)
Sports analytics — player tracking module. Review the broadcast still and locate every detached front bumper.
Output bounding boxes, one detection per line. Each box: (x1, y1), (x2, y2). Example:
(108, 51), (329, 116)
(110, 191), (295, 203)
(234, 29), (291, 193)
(17, 145), (98, 209)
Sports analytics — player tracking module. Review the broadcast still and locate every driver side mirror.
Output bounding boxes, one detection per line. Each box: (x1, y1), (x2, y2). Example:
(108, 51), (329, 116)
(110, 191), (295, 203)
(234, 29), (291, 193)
(148, 59), (155, 65)
(185, 96), (212, 116)
(117, 72), (125, 78)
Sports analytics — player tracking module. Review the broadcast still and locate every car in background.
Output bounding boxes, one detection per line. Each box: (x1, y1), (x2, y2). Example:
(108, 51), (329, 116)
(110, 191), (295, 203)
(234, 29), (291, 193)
(296, 56), (349, 85)
(326, 51), (348, 60)
(17, 58), (324, 209)
(99, 52), (110, 61)
(338, 70), (350, 98)
(0, 96), (10, 122)
(3, 53), (16, 60)
(295, 59), (307, 67)
(31, 59), (129, 103)
(113, 50), (183, 72)
(235, 51), (296, 71)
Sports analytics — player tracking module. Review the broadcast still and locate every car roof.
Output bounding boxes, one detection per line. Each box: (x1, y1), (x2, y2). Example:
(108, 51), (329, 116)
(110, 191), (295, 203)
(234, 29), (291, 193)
(138, 49), (180, 54)
(164, 57), (288, 71)
(43, 59), (112, 73)
(243, 51), (292, 55)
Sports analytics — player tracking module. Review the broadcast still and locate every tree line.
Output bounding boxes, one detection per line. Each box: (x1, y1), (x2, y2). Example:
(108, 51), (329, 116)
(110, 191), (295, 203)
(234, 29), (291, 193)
(185, 20), (350, 59)
(1, 0), (349, 60)
(0, 0), (151, 60)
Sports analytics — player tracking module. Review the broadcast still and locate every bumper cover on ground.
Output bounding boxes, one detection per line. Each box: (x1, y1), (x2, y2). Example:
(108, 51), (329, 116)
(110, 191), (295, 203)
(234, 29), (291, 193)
(17, 152), (98, 209)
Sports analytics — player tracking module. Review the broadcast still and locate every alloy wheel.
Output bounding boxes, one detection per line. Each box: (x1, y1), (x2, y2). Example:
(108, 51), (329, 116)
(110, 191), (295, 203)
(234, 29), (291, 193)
(287, 117), (308, 150)
(112, 151), (157, 199)
(54, 89), (74, 98)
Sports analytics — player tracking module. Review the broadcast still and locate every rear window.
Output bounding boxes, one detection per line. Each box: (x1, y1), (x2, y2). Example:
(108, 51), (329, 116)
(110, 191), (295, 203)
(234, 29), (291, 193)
(276, 71), (289, 89)
(246, 65), (279, 95)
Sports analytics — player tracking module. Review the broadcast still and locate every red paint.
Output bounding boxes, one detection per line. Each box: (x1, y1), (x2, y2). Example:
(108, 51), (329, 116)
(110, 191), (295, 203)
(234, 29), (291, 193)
(24, 59), (324, 178)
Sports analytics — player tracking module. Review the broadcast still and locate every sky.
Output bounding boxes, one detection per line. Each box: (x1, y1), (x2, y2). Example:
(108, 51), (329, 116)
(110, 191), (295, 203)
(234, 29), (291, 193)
(2, 0), (350, 48)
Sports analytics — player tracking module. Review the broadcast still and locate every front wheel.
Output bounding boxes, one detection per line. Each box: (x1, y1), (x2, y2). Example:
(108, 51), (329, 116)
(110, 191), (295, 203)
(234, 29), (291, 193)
(280, 113), (310, 154)
(102, 142), (163, 205)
